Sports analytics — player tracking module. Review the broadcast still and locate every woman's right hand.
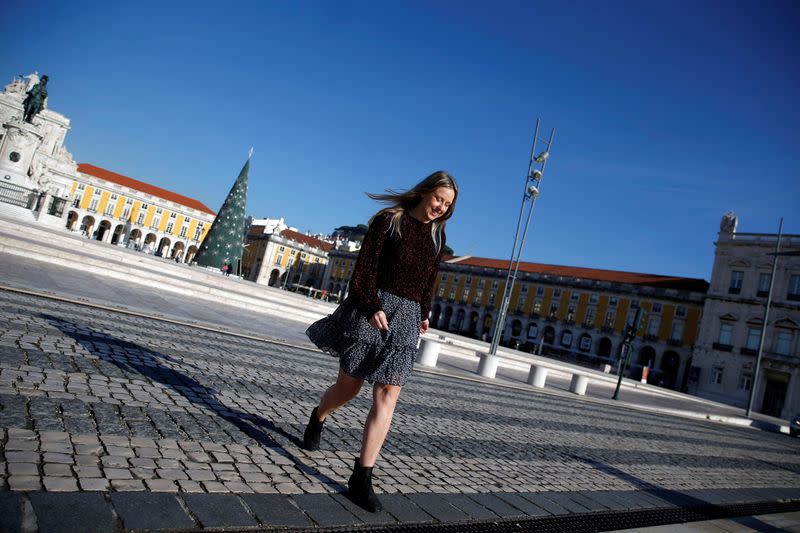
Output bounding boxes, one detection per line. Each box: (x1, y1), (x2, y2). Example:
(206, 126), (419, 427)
(369, 310), (389, 331)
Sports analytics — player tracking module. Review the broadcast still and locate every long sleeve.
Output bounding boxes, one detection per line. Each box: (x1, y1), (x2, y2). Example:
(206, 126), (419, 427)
(349, 213), (390, 318)
(420, 233), (445, 322)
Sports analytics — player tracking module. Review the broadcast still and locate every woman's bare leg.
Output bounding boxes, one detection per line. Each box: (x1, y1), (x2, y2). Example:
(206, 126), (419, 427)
(317, 368), (364, 420)
(359, 383), (401, 466)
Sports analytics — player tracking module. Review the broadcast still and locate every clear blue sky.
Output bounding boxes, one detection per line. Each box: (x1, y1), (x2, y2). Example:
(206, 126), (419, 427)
(4, 1), (798, 280)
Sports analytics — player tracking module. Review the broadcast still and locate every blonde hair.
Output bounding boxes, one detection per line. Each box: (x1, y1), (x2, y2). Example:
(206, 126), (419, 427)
(366, 170), (458, 253)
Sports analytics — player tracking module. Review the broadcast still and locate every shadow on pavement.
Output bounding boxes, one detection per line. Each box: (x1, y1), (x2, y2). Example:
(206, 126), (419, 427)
(42, 313), (344, 491)
(569, 452), (785, 531)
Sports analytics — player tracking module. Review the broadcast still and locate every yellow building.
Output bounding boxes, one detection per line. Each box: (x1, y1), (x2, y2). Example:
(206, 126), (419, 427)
(243, 223), (331, 291)
(431, 256), (708, 391)
(64, 163), (216, 263)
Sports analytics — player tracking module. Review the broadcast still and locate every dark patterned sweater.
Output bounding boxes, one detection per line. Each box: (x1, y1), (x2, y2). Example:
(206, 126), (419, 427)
(350, 211), (445, 322)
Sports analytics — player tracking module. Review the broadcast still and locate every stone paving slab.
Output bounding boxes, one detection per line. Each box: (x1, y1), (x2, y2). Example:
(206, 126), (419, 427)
(1, 288), (799, 531)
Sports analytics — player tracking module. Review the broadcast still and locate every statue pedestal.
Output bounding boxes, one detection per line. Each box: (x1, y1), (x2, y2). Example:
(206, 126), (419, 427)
(0, 120), (43, 188)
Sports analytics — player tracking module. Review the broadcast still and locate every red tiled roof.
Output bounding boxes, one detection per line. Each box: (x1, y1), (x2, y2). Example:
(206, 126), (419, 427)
(77, 163), (216, 215)
(449, 256), (709, 292)
(280, 229), (334, 252)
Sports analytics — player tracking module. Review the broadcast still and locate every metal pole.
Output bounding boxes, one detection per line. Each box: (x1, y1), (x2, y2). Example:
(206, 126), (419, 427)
(745, 218), (783, 417)
(489, 120), (541, 356)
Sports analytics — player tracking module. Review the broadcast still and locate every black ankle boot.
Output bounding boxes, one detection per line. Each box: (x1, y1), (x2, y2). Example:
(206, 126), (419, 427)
(302, 407), (324, 451)
(347, 458), (382, 512)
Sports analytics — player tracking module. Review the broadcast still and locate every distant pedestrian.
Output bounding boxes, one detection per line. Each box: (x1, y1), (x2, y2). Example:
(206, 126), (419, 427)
(303, 171), (458, 512)
(221, 261), (230, 276)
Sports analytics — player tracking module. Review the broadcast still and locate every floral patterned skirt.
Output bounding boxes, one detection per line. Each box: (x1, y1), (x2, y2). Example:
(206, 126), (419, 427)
(305, 290), (420, 386)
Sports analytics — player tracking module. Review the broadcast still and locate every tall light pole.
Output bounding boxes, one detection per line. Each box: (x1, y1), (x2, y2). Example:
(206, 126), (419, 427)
(477, 118), (555, 378)
(746, 218), (783, 417)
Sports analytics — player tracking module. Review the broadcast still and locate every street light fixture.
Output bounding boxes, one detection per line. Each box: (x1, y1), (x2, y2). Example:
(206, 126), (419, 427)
(477, 118), (555, 378)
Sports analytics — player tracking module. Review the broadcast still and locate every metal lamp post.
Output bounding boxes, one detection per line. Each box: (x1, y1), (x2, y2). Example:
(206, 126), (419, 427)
(477, 118), (555, 378)
(745, 218), (783, 417)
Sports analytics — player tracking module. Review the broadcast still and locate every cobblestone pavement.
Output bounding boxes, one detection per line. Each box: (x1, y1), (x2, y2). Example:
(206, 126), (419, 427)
(1, 288), (799, 532)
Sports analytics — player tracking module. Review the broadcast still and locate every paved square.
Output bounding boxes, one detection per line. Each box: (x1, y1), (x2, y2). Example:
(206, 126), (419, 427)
(0, 288), (798, 530)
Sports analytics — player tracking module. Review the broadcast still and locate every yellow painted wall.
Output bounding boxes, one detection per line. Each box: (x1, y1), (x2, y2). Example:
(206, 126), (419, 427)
(187, 218), (198, 239)
(577, 293), (589, 323)
(597, 295), (609, 326)
(558, 291), (570, 320)
(157, 212), (169, 233)
(80, 186), (94, 210)
(614, 299), (630, 331)
(143, 206), (155, 228)
(113, 197), (126, 219)
(660, 304), (676, 338)
(174, 215), (186, 236)
(684, 307), (701, 345)
(70, 181), (77, 196)
(98, 191), (111, 214)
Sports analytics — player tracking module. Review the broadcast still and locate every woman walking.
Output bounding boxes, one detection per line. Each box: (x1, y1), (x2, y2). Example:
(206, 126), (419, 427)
(303, 171), (458, 512)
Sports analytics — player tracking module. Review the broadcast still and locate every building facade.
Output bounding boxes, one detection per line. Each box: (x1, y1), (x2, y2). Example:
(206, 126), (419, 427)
(243, 224), (332, 289)
(320, 248), (359, 301)
(65, 164), (215, 263)
(690, 213), (800, 418)
(430, 256), (708, 390)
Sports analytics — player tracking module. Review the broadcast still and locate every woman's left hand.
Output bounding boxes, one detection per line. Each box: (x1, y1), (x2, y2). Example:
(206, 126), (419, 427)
(419, 319), (429, 335)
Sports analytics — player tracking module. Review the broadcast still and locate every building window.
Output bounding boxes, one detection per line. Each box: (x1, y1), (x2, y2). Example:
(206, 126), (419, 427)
(589, 293), (598, 304)
(136, 212), (145, 225)
(521, 284), (528, 293)
(478, 278), (485, 288)
(553, 288), (562, 298)
(570, 292), (579, 301)
(301, 252), (307, 259)
(671, 321), (684, 342)
(561, 331), (573, 347)
(584, 307), (596, 326)
(609, 296), (618, 307)
(156, 207), (163, 214)
(122, 205), (131, 220)
(290, 250), (296, 256)
(169, 212), (176, 219)
(675, 305), (686, 318)
(151, 217), (161, 229)
(179, 225), (188, 238)
(141, 203), (149, 210)
(192, 224), (204, 241)
(652, 302), (662, 314)
(757, 273), (771, 296)
(449, 289), (456, 301)
(489, 292), (496, 305)
(110, 193), (118, 200)
(104, 204), (114, 216)
(579, 335), (592, 351)
(647, 316), (660, 336)
(746, 327), (761, 350)
(89, 197), (99, 212)
(492, 280), (499, 289)
(729, 271), (743, 294)
(77, 183), (86, 190)
(453, 275), (460, 283)
(718, 323), (733, 345)
(461, 289), (469, 303)
(438, 286), (445, 297)
(279, 246), (285, 252)
(604, 311), (615, 327)
(711, 366), (724, 385)
(474, 289), (482, 305)
(738, 371), (752, 391)
(775, 331), (793, 356)
(536, 286), (544, 296)
(788, 275), (800, 300)
(441, 274), (448, 281)
(566, 304), (576, 322)
(166, 222), (174, 233)
(516, 297), (525, 311)
(549, 303), (558, 318)
(466, 276), (472, 284)
(275, 254), (283, 265)
(527, 324), (539, 339)
(631, 299), (640, 309)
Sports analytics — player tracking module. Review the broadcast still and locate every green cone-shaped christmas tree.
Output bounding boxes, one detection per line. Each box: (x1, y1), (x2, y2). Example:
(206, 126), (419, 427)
(195, 156), (250, 273)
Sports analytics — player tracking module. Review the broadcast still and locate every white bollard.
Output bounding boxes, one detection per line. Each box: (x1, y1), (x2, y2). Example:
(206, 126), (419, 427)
(527, 365), (548, 388)
(569, 374), (589, 396)
(416, 338), (441, 367)
(477, 353), (499, 378)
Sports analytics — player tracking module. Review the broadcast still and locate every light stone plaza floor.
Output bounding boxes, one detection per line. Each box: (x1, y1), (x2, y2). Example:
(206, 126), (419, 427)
(0, 252), (799, 532)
